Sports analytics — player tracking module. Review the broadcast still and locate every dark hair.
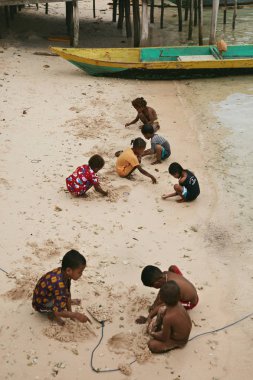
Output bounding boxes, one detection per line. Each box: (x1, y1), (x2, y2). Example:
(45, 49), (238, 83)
(130, 137), (146, 149)
(88, 154), (105, 170)
(132, 97), (147, 108)
(141, 265), (163, 286)
(62, 250), (86, 270)
(160, 281), (180, 306)
(169, 162), (183, 176)
(141, 124), (154, 135)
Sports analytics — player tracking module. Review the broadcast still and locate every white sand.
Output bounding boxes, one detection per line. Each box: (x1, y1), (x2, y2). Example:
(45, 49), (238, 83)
(1, 3), (253, 380)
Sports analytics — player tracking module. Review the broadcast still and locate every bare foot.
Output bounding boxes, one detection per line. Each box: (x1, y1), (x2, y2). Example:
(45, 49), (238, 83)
(71, 299), (81, 306)
(176, 198), (185, 203)
(135, 316), (147, 324)
(48, 313), (65, 326)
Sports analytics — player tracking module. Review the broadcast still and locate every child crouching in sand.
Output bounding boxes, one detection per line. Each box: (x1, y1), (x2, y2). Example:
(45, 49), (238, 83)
(162, 162), (200, 203)
(148, 281), (192, 353)
(125, 97), (160, 132)
(32, 250), (91, 326)
(136, 264), (198, 325)
(141, 124), (171, 165)
(66, 154), (108, 197)
(116, 138), (157, 184)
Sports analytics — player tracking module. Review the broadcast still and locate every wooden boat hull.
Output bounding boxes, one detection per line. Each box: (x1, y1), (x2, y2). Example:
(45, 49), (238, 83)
(51, 45), (253, 80)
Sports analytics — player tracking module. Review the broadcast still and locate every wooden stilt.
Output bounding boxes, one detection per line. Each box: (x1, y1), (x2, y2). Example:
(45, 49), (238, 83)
(209, 0), (220, 45)
(223, 0), (227, 24)
(198, 0), (203, 45)
(132, 0), (140, 47)
(4, 6), (10, 28)
(150, 0), (154, 24)
(45, 3), (48, 14)
(185, 0), (189, 21)
(112, 0), (117, 22)
(117, 0), (124, 29)
(66, 1), (73, 33)
(125, 0), (132, 37)
(36, 4), (39, 10)
(194, 0), (197, 26)
(141, 0), (149, 46)
(93, 0), (96, 18)
(188, 0), (194, 40)
(10, 5), (16, 19)
(232, 0), (237, 29)
(177, 0), (183, 32)
(160, 0), (164, 29)
(72, 0), (79, 47)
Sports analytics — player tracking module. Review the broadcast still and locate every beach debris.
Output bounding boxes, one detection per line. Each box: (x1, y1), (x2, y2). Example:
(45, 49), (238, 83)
(54, 205), (62, 212)
(118, 363), (132, 376)
(43, 65), (50, 68)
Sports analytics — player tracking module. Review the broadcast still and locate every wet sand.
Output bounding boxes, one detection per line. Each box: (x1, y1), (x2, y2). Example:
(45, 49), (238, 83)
(1, 3), (253, 380)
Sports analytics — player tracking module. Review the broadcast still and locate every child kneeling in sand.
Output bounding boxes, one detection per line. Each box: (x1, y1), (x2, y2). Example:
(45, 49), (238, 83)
(32, 250), (91, 326)
(141, 124), (171, 165)
(162, 162), (200, 203)
(125, 97), (160, 132)
(66, 154), (108, 197)
(136, 264), (198, 324)
(116, 138), (156, 184)
(148, 281), (192, 353)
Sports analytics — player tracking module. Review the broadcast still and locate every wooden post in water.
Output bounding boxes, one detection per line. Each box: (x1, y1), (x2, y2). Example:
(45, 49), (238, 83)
(177, 0), (183, 32)
(209, 0), (220, 45)
(188, 0), (194, 40)
(66, 1), (73, 34)
(133, 0), (140, 47)
(118, 0), (124, 29)
(198, 0), (203, 45)
(112, 0), (117, 22)
(150, 0), (155, 24)
(93, 0), (96, 18)
(4, 6), (10, 28)
(160, 0), (165, 29)
(72, 0), (79, 47)
(125, 0), (132, 37)
(185, 0), (189, 21)
(223, 0), (227, 25)
(194, 0), (198, 26)
(232, 0), (237, 29)
(141, 0), (149, 45)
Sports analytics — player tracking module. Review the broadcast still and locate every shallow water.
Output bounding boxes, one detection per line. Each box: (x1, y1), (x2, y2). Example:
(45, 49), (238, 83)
(149, 5), (253, 46)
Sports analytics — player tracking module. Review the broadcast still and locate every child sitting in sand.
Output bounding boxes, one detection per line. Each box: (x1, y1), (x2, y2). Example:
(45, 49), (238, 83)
(162, 162), (200, 203)
(32, 250), (91, 326)
(125, 97), (160, 132)
(148, 281), (192, 353)
(66, 154), (108, 197)
(136, 264), (198, 324)
(141, 124), (171, 165)
(116, 138), (156, 184)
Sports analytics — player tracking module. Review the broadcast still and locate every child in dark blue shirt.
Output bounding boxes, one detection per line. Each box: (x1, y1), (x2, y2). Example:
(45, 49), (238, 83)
(162, 162), (200, 203)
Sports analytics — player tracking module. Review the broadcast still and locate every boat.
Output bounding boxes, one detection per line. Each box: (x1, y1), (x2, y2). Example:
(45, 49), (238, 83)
(51, 45), (253, 80)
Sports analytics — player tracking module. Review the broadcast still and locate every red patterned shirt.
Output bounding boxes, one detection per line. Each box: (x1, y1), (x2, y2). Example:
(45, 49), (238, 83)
(32, 268), (70, 313)
(66, 164), (99, 196)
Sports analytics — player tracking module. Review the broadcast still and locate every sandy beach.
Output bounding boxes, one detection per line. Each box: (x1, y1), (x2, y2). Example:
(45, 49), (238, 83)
(1, 3), (253, 380)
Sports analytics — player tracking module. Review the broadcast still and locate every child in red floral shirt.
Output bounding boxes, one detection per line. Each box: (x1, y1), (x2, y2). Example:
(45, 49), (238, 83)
(66, 154), (108, 197)
(32, 250), (91, 325)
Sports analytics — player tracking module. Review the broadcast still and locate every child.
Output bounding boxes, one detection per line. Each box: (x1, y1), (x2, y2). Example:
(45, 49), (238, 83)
(162, 162), (200, 203)
(136, 264), (198, 324)
(66, 154), (108, 197)
(141, 124), (171, 165)
(148, 281), (192, 353)
(125, 97), (160, 132)
(116, 138), (157, 184)
(32, 250), (91, 326)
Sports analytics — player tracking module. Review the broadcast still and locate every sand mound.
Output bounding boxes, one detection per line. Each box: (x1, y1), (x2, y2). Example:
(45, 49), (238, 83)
(26, 239), (61, 258)
(43, 320), (96, 342)
(5, 271), (39, 300)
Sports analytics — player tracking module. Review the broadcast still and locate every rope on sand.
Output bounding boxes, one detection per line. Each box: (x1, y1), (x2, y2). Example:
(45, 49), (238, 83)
(90, 312), (253, 373)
